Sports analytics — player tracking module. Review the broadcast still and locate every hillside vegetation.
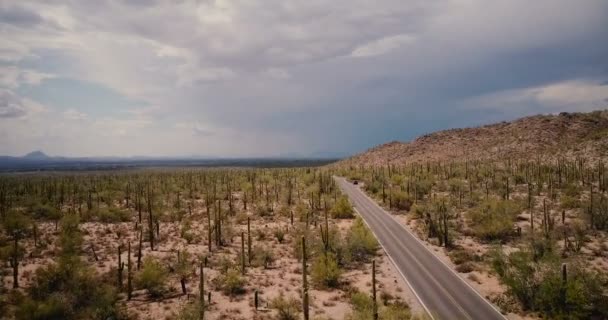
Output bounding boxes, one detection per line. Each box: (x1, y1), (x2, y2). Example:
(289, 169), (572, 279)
(341, 110), (608, 166)
(334, 109), (608, 319)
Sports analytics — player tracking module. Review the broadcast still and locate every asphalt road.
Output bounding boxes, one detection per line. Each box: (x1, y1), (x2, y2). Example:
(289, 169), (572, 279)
(335, 177), (506, 320)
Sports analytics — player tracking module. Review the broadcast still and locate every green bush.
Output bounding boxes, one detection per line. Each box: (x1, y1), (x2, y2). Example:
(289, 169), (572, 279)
(311, 253), (341, 289)
(391, 191), (412, 211)
(347, 291), (374, 320)
(560, 195), (580, 210)
(215, 268), (246, 296)
(16, 261), (121, 320)
(274, 228), (286, 243)
(331, 196), (355, 219)
(253, 246), (275, 269)
(380, 301), (411, 320)
(136, 256), (168, 298)
(491, 247), (607, 319)
(30, 203), (61, 222)
(174, 301), (202, 320)
(271, 294), (301, 320)
(345, 217), (378, 263)
(468, 199), (519, 241)
(95, 208), (131, 223)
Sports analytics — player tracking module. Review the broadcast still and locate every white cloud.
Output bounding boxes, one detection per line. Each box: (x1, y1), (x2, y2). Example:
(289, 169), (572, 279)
(350, 34), (415, 57)
(534, 80), (608, 107)
(0, 89), (47, 119)
(463, 80), (608, 113)
(0, 66), (54, 89)
(63, 108), (87, 121)
(265, 68), (290, 80)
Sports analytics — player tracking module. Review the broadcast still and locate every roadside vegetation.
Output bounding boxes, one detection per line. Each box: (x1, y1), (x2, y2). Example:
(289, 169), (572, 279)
(338, 158), (608, 319)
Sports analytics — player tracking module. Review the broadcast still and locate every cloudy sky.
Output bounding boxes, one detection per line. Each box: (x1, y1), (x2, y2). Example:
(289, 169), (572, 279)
(1, 0), (607, 158)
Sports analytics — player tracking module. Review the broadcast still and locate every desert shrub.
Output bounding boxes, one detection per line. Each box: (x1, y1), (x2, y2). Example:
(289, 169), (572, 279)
(350, 291), (374, 316)
(59, 213), (82, 258)
(16, 261), (121, 320)
(95, 207), (131, 223)
(491, 247), (607, 319)
(174, 301), (202, 320)
(180, 219), (198, 244)
(455, 261), (476, 273)
(564, 184), (581, 198)
(448, 248), (481, 265)
(271, 294), (301, 320)
(364, 180), (380, 195)
(560, 195), (580, 210)
(216, 256), (235, 273)
(380, 301), (411, 320)
(136, 256), (168, 298)
(294, 203), (308, 222)
(468, 199), (520, 241)
(344, 217), (378, 263)
(410, 203), (429, 219)
(255, 205), (272, 217)
(413, 178), (433, 200)
(331, 196), (354, 219)
(253, 246), (275, 269)
(274, 228), (286, 243)
(291, 227), (314, 261)
(215, 268), (246, 296)
(391, 191), (412, 211)
(256, 229), (267, 241)
(30, 203), (61, 222)
(311, 253), (341, 289)
(235, 211), (249, 224)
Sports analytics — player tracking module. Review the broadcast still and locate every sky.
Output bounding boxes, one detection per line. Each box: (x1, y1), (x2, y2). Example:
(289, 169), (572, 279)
(1, 0), (608, 158)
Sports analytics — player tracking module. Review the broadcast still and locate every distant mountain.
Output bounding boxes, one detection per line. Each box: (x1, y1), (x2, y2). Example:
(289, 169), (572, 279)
(0, 151), (339, 172)
(23, 150), (51, 160)
(338, 110), (608, 166)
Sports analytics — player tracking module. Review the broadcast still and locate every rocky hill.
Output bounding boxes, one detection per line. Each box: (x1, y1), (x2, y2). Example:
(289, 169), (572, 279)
(340, 110), (608, 166)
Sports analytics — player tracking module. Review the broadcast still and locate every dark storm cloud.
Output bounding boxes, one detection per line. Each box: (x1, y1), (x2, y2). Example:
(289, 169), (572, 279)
(0, 4), (44, 27)
(1, 0), (607, 156)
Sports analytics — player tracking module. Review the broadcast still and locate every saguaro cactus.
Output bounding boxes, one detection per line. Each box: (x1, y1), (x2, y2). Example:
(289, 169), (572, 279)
(247, 217), (252, 265)
(199, 262), (205, 320)
(137, 227), (143, 270)
(302, 236), (309, 320)
(147, 184), (154, 251)
(127, 242), (132, 300)
(241, 232), (246, 275)
(372, 259), (378, 320)
(118, 244), (124, 288)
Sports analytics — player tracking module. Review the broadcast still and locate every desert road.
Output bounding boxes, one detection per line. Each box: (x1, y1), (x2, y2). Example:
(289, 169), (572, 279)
(335, 177), (506, 320)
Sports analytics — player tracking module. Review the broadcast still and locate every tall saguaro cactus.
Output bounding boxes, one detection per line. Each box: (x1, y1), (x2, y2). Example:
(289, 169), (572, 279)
(118, 244), (124, 288)
(147, 184), (154, 251)
(199, 262), (205, 320)
(247, 217), (252, 265)
(127, 242), (132, 300)
(302, 236), (309, 320)
(241, 232), (246, 275)
(372, 259), (378, 320)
